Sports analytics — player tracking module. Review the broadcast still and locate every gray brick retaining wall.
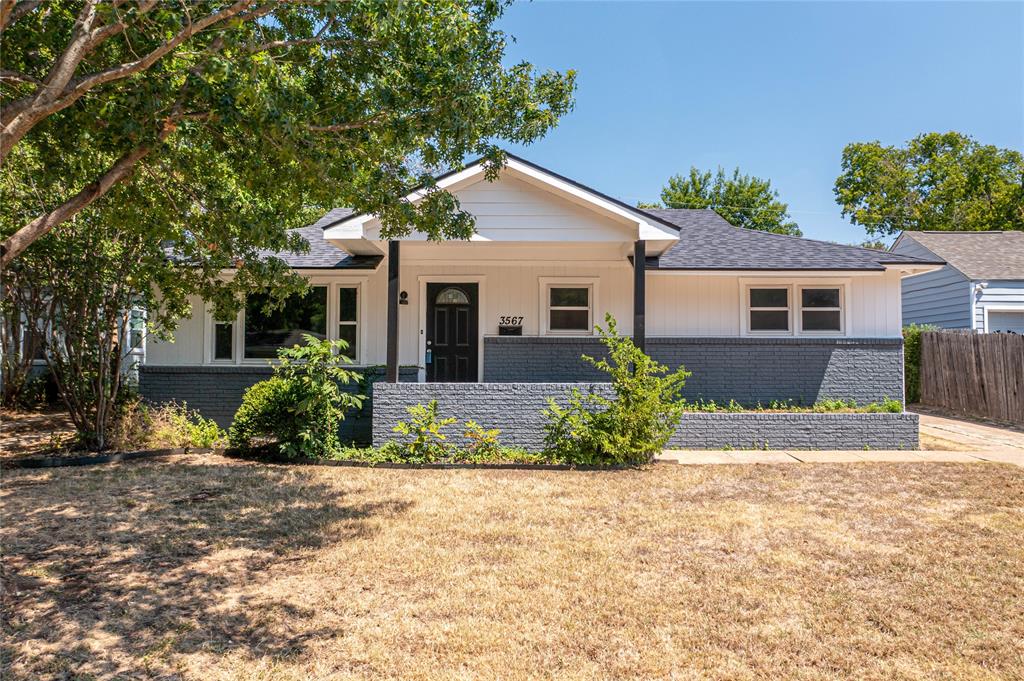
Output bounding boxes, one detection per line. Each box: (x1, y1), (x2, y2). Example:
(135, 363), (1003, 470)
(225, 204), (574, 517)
(138, 365), (418, 444)
(483, 336), (904, 406)
(371, 382), (919, 451)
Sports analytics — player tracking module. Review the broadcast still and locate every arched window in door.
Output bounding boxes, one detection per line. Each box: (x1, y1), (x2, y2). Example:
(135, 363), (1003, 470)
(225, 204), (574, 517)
(435, 287), (470, 305)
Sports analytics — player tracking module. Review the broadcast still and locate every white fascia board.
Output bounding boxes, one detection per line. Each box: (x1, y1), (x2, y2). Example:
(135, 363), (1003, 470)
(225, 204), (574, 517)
(649, 269), (889, 277)
(503, 159), (679, 242)
(887, 263), (945, 278)
(322, 157), (680, 247)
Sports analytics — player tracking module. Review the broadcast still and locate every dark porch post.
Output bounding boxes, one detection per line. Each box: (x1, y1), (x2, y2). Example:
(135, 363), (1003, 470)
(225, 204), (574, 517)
(386, 240), (400, 382)
(633, 239), (646, 353)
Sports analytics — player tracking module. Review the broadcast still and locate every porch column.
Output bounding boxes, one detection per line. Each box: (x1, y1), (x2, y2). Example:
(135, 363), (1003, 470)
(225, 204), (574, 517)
(386, 240), (400, 382)
(633, 239), (646, 353)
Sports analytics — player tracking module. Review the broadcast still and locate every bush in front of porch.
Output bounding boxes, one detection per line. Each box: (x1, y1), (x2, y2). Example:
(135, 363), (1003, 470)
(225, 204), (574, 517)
(542, 314), (691, 465)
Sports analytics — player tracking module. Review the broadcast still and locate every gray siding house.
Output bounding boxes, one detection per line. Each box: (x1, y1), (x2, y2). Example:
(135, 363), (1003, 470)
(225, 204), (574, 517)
(140, 154), (942, 448)
(892, 231), (1024, 333)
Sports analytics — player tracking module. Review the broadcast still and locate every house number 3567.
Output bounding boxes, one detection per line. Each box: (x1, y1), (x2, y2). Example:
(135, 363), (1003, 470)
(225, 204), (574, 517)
(498, 316), (524, 325)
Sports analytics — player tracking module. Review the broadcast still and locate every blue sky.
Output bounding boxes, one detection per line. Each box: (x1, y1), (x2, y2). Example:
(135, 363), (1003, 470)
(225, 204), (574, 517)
(498, 1), (1024, 244)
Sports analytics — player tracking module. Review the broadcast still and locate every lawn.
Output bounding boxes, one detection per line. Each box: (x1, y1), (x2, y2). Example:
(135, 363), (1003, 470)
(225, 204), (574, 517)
(2, 456), (1022, 680)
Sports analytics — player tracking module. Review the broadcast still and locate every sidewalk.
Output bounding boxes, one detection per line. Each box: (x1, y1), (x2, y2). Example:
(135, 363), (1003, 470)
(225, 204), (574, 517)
(657, 449), (1023, 466)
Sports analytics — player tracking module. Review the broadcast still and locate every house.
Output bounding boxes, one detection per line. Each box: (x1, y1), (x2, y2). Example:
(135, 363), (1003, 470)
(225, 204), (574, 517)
(891, 231), (1024, 333)
(140, 154), (941, 448)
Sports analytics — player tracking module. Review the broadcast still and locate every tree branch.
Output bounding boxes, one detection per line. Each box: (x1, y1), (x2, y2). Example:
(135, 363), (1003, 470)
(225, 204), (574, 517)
(0, 1), (267, 162)
(0, 0), (43, 35)
(0, 69), (41, 85)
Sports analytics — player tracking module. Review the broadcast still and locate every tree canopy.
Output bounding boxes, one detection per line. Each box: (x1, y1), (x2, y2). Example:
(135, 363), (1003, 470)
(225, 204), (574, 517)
(645, 167), (801, 236)
(834, 132), (1024, 237)
(0, 1), (576, 268)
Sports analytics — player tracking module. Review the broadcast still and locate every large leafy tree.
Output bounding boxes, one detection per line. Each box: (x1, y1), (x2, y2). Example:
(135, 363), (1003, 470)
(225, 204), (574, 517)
(0, 0), (576, 268)
(834, 132), (1024, 237)
(646, 167), (801, 236)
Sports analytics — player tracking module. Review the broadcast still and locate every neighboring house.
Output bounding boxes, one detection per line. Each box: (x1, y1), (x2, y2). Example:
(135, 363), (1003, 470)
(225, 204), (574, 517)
(140, 154), (941, 440)
(891, 231), (1024, 333)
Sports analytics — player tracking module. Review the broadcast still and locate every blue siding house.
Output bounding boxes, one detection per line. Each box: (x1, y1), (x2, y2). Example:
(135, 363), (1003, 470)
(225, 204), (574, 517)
(891, 231), (1024, 333)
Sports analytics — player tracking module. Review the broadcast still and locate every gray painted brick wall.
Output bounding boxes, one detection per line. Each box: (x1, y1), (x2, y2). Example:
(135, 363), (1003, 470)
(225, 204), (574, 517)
(138, 365), (418, 444)
(483, 336), (904, 406)
(371, 382), (919, 451)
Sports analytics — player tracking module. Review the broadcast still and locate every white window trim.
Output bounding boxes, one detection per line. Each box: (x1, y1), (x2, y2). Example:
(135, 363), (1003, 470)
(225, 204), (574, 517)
(539, 277), (600, 336)
(204, 277), (369, 365)
(797, 284), (846, 336)
(337, 282), (363, 364)
(982, 305), (1024, 333)
(739, 278), (851, 338)
(742, 283), (794, 336)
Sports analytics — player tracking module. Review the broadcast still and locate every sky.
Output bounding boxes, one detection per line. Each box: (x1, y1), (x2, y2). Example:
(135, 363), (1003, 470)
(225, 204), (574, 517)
(498, 0), (1024, 244)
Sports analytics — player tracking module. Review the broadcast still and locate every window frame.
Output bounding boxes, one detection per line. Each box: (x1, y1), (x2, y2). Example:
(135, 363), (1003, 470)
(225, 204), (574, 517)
(797, 285), (846, 335)
(205, 277), (367, 365)
(337, 283), (361, 364)
(539, 277), (599, 336)
(743, 284), (794, 336)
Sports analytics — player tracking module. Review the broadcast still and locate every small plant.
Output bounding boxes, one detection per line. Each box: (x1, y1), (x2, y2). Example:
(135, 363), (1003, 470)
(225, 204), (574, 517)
(228, 335), (363, 458)
(391, 400), (458, 464)
(543, 314), (691, 465)
(151, 403), (225, 448)
(463, 420), (503, 462)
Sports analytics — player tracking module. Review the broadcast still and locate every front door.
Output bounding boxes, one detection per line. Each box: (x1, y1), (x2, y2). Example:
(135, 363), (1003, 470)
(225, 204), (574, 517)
(426, 283), (479, 382)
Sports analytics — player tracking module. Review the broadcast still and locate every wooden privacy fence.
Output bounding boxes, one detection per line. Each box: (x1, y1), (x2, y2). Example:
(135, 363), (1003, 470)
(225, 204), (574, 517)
(920, 331), (1024, 425)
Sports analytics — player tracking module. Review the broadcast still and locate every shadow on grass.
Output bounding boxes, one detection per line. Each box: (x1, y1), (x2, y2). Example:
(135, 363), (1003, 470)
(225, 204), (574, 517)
(1, 460), (411, 677)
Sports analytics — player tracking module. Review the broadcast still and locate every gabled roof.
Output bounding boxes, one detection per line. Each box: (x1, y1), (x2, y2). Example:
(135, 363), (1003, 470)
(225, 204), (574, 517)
(892, 231), (1024, 280)
(322, 152), (681, 254)
(645, 209), (944, 271)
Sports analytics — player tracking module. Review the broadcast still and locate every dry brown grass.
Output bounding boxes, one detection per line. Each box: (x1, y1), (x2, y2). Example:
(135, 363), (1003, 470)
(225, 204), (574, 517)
(2, 456), (1023, 680)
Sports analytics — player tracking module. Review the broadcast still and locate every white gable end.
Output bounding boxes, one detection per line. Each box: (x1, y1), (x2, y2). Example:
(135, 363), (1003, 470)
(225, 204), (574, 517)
(324, 154), (679, 255)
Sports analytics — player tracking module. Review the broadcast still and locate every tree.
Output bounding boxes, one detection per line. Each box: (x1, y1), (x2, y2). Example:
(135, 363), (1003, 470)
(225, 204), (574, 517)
(0, 1), (576, 267)
(646, 167), (801, 236)
(834, 132), (1024, 237)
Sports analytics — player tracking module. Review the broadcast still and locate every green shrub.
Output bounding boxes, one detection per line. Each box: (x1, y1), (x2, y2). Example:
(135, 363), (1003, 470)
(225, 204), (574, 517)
(462, 420), (503, 462)
(902, 324), (935, 403)
(543, 314), (690, 465)
(228, 335), (363, 458)
(390, 400), (458, 463)
(228, 377), (295, 450)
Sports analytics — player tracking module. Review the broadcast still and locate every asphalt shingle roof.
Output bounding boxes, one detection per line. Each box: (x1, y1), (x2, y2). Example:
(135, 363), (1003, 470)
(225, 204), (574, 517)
(258, 208), (381, 269)
(643, 209), (944, 271)
(894, 231), (1024, 281)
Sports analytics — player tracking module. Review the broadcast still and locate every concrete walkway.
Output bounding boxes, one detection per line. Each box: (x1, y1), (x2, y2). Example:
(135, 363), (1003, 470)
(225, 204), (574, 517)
(913, 406), (1024, 452)
(657, 449), (1023, 466)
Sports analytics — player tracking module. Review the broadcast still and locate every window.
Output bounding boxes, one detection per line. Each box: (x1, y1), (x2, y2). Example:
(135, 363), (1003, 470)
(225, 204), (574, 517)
(548, 286), (591, 333)
(244, 286), (327, 359)
(338, 286), (358, 360)
(128, 309), (145, 350)
(435, 287), (469, 305)
(748, 287), (790, 332)
(213, 321), (234, 361)
(799, 287), (843, 333)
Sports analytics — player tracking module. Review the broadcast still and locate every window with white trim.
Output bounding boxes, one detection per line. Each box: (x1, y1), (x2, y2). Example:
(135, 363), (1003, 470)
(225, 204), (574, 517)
(244, 286), (327, 359)
(338, 285), (358, 360)
(547, 285), (592, 333)
(212, 320), (234, 361)
(799, 286), (843, 333)
(748, 287), (791, 332)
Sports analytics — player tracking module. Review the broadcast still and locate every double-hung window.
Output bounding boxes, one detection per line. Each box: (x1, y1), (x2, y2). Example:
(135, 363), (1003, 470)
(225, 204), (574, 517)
(799, 287), (843, 333)
(747, 287), (791, 333)
(338, 286), (358, 360)
(547, 285), (592, 333)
